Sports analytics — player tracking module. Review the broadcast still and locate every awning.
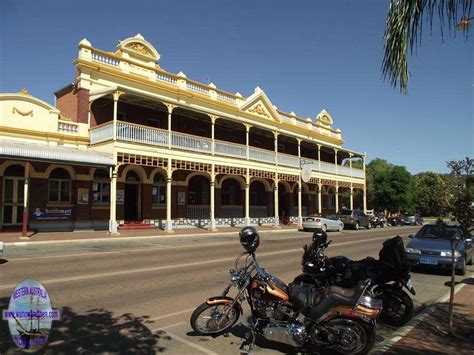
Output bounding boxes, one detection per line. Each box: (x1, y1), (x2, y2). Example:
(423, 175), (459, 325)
(0, 140), (114, 167)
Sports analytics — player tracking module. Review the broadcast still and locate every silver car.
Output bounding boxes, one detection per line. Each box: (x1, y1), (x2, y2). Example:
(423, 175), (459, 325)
(302, 214), (344, 232)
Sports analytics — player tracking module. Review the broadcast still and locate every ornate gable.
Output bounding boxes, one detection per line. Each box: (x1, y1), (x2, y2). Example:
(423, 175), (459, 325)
(316, 109), (334, 129)
(116, 33), (161, 63)
(238, 87), (281, 122)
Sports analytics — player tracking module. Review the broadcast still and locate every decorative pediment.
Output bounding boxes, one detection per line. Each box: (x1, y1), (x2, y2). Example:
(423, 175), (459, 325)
(238, 87), (281, 122)
(316, 109), (334, 128)
(116, 34), (160, 62)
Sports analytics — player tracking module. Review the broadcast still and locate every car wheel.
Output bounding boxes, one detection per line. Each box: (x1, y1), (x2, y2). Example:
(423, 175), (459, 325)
(355, 222), (359, 230)
(456, 258), (466, 276)
(468, 254), (473, 266)
(322, 224), (327, 232)
(338, 224), (344, 232)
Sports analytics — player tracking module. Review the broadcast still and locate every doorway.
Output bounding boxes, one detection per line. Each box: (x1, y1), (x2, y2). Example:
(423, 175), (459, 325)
(2, 165), (25, 227)
(124, 170), (141, 221)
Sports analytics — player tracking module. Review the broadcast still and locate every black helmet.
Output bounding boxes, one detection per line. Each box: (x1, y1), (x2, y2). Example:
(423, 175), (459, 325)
(312, 229), (328, 246)
(239, 226), (260, 253)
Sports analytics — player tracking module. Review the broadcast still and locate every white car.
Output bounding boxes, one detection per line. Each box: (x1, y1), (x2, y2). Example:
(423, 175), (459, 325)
(302, 214), (344, 232)
(0, 242), (3, 257)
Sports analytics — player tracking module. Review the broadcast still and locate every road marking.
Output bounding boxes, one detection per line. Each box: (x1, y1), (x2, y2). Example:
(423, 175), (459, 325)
(164, 331), (218, 355)
(149, 308), (196, 322)
(412, 281), (447, 289)
(156, 321), (187, 330)
(0, 235), (394, 290)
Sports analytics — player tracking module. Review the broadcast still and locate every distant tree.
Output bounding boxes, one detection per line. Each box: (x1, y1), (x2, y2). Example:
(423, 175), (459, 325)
(366, 159), (415, 213)
(414, 172), (449, 216)
(383, 0), (472, 93)
(342, 159), (364, 169)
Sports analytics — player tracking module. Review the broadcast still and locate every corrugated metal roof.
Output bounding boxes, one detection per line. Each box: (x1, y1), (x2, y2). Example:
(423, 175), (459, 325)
(0, 140), (114, 166)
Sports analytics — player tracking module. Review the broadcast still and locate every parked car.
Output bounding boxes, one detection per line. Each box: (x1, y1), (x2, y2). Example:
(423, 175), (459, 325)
(387, 215), (403, 226)
(336, 209), (371, 230)
(404, 214), (424, 226)
(0, 241), (3, 257)
(406, 224), (473, 276)
(302, 214), (344, 232)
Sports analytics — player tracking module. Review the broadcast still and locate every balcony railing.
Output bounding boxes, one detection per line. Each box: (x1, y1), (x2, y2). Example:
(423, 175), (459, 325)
(89, 121), (364, 179)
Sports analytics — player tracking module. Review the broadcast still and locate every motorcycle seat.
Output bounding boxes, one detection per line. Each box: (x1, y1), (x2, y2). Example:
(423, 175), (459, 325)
(306, 280), (369, 320)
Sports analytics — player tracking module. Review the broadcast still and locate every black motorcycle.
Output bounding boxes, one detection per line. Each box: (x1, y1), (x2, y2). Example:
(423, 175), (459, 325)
(370, 216), (386, 228)
(190, 227), (383, 354)
(295, 232), (415, 326)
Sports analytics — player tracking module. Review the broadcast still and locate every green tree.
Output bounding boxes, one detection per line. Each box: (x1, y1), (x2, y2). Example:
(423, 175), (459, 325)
(383, 0), (472, 93)
(414, 172), (449, 216)
(366, 159), (415, 213)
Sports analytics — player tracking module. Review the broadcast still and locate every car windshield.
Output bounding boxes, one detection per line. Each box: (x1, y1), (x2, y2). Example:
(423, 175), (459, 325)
(322, 214), (335, 220)
(337, 209), (352, 215)
(415, 225), (461, 240)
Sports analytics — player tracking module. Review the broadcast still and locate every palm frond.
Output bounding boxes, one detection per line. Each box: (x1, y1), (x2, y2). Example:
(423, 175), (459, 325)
(382, 0), (472, 94)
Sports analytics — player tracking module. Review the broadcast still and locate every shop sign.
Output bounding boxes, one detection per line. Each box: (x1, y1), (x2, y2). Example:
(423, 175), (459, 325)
(31, 208), (72, 221)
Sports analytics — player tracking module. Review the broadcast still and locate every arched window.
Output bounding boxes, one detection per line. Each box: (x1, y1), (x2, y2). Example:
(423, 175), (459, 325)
(49, 168), (71, 203)
(221, 179), (241, 205)
(250, 181), (266, 206)
(188, 175), (210, 205)
(152, 173), (166, 205)
(92, 169), (110, 204)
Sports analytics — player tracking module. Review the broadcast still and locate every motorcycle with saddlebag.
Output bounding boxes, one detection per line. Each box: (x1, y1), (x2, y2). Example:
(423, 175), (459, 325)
(190, 227), (382, 354)
(296, 230), (415, 326)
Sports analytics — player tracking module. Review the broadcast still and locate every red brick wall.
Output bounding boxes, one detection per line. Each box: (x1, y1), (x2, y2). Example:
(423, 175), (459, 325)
(56, 87), (78, 122)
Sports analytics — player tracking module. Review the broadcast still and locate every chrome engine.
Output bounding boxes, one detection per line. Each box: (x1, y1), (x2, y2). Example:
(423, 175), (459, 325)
(254, 301), (298, 320)
(262, 322), (306, 347)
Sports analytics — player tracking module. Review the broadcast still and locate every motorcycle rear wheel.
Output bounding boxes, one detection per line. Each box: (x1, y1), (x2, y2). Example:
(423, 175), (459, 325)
(190, 302), (240, 336)
(376, 287), (414, 326)
(322, 317), (375, 355)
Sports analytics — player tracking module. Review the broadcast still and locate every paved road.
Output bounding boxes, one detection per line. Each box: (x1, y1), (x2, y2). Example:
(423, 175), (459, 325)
(0, 226), (472, 354)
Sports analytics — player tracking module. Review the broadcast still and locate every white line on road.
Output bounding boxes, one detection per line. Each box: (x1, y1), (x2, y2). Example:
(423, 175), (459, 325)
(149, 308), (196, 322)
(0, 236), (393, 291)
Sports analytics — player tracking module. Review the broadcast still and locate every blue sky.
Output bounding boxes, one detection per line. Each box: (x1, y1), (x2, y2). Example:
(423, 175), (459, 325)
(1, 0), (472, 174)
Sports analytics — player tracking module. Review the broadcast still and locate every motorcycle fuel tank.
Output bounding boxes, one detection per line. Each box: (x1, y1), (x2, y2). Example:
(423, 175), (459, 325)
(329, 256), (351, 273)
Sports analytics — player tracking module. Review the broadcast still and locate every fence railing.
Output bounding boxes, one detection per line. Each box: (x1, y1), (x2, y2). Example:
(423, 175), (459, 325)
(187, 205), (210, 219)
(89, 121), (364, 181)
(221, 205), (244, 218)
(215, 140), (246, 158)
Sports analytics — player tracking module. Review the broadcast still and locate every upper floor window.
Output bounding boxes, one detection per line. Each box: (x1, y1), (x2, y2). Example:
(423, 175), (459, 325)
(49, 168), (71, 203)
(92, 169), (110, 204)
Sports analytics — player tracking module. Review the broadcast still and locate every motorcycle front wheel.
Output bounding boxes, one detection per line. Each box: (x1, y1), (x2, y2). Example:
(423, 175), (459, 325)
(323, 317), (375, 355)
(376, 287), (414, 326)
(190, 302), (240, 336)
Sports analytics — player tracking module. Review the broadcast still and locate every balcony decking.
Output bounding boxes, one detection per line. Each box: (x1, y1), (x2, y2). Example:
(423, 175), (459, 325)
(90, 121), (365, 179)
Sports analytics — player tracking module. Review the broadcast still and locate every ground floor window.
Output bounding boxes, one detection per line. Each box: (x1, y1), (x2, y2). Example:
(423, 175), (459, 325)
(49, 168), (71, 203)
(152, 173), (166, 205)
(92, 169), (110, 204)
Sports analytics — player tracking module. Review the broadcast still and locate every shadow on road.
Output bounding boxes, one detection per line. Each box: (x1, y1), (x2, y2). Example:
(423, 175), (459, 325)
(0, 297), (168, 353)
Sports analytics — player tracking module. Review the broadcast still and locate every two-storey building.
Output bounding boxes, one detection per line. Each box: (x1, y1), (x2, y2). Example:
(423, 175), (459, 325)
(0, 34), (366, 234)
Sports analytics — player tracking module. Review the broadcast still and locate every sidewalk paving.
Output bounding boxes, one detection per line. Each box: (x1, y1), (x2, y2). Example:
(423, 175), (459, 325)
(0, 224), (299, 244)
(380, 278), (474, 355)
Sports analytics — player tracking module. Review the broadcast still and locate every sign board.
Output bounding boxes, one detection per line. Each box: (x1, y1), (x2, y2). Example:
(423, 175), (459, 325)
(301, 166), (312, 183)
(117, 189), (124, 204)
(77, 188), (89, 205)
(178, 191), (186, 205)
(31, 208), (72, 221)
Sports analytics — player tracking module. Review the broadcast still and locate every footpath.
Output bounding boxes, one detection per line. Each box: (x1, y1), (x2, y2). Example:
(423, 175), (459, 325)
(0, 225), (298, 245)
(372, 278), (474, 355)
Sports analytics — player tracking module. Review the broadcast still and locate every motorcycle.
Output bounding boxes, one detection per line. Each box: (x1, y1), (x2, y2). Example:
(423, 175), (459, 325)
(297, 233), (415, 326)
(190, 227), (382, 355)
(370, 216), (386, 228)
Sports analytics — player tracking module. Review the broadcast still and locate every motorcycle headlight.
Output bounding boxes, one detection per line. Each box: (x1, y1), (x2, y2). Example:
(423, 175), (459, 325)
(406, 248), (421, 254)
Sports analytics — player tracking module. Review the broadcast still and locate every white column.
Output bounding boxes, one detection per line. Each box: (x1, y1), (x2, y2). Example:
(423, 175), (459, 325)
(349, 153), (353, 178)
(335, 184), (339, 213)
(317, 144), (321, 172)
(350, 187), (354, 210)
(245, 177), (250, 226)
(297, 139), (302, 227)
(167, 104), (175, 149)
(22, 162), (30, 237)
(245, 124), (251, 160)
(334, 149), (338, 175)
(166, 158), (173, 233)
(363, 189), (367, 213)
(113, 91), (121, 141)
(210, 166), (217, 230)
(274, 132), (279, 165)
(109, 165), (119, 235)
(210, 115), (217, 155)
(318, 183), (322, 214)
(274, 181), (279, 227)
